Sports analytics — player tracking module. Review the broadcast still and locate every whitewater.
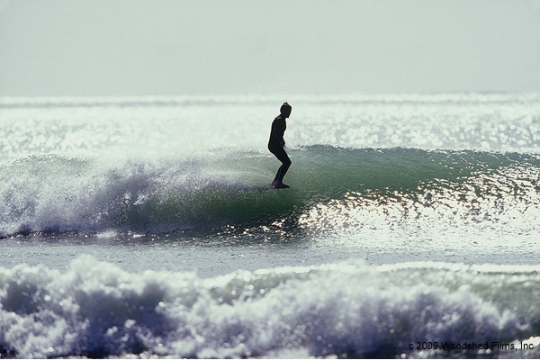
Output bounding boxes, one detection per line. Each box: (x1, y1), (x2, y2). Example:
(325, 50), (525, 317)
(1, 93), (540, 358)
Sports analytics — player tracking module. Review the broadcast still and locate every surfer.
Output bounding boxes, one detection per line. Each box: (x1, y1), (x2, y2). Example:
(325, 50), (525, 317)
(268, 102), (292, 188)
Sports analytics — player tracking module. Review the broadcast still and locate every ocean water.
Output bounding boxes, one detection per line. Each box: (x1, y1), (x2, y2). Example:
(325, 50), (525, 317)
(1, 93), (540, 358)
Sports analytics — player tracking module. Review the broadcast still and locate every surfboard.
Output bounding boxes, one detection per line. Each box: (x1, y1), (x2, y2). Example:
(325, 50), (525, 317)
(241, 184), (290, 192)
(255, 185), (288, 191)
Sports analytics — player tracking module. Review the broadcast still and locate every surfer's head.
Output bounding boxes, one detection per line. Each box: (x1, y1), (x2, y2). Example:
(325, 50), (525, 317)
(280, 102), (292, 118)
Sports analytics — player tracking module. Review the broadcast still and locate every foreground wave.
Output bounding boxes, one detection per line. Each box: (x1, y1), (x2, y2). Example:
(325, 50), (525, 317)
(1, 146), (540, 237)
(0, 256), (539, 358)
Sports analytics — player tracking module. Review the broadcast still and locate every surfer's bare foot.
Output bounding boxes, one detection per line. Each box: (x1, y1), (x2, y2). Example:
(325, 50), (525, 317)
(271, 180), (290, 189)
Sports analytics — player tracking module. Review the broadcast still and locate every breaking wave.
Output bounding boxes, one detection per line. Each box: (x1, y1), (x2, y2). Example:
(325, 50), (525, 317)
(0, 257), (539, 358)
(1, 146), (540, 237)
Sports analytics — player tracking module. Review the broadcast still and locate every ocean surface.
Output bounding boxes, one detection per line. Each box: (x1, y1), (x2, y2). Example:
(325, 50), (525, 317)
(1, 93), (540, 358)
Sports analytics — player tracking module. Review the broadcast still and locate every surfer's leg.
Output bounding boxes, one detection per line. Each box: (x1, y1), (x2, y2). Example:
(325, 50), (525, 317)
(274, 162), (290, 183)
(272, 147), (291, 184)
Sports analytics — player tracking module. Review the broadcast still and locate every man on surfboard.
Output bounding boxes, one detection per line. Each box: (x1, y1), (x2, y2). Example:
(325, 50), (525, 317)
(268, 102), (292, 189)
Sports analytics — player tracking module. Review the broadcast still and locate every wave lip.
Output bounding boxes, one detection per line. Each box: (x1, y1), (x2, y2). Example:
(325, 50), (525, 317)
(0, 257), (538, 358)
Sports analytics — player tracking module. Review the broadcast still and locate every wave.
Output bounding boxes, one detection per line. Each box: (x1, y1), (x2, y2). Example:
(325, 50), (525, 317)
(0, 256), (539, 358)
(1, 92), (538, 109)
(1, 146), (540, 237)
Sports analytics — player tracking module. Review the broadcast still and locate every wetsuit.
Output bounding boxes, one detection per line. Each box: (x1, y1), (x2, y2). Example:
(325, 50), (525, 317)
(268, 115), (291, 184)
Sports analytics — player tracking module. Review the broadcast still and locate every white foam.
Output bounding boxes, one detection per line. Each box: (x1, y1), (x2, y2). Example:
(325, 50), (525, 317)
(0, 256), (536, 358)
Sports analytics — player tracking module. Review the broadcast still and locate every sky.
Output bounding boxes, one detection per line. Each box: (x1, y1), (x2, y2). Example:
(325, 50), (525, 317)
(1, 0), (539, 96)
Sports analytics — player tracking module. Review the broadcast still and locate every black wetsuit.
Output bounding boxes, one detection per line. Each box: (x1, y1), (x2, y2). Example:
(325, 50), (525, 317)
(268, 115), (291, 183)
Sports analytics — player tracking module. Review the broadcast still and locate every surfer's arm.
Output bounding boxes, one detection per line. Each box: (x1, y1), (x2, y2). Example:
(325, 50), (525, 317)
(271, 118), (286, 147)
